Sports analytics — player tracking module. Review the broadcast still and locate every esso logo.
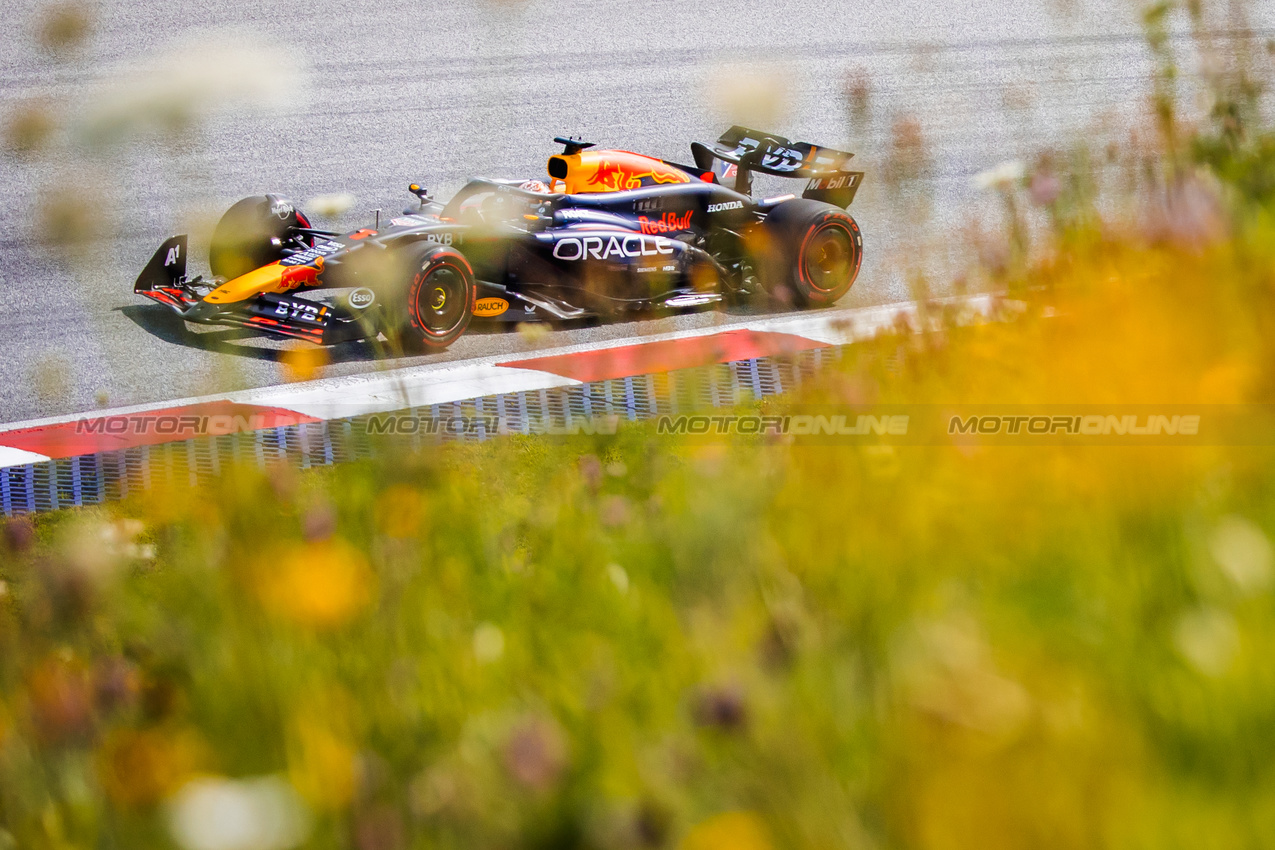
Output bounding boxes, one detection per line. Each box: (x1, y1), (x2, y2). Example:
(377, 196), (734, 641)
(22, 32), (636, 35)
(348, 288), (375, 309)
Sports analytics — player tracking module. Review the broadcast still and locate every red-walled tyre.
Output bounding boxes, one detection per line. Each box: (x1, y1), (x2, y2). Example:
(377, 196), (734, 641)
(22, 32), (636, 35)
(394, 242), (475, 351)
(762, 199), (863, 307)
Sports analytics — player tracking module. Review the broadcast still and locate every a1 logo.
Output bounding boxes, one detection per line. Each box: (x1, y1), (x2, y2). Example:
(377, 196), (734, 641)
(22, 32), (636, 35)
(164, 244), (181, 267)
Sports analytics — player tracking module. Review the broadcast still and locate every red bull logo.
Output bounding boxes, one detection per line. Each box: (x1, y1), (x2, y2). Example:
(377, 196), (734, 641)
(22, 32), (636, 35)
(279, 256), (323, 291)
(586, 155), (693, 192)
(638, 210), (693, 235)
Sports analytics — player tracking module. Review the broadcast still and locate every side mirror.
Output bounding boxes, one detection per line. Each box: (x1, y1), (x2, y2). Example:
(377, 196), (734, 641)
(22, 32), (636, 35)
(409, 184), (432, 205)
(521, 213), (554, 232)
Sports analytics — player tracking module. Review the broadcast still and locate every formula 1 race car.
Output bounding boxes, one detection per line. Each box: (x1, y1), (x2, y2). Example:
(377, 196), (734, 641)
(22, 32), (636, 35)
(134, 127), (864, 350)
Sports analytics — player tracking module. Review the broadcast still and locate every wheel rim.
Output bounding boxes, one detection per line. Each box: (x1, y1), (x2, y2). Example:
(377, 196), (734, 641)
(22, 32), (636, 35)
(415, 266), (466, 334)
(803, 224), (855, 293)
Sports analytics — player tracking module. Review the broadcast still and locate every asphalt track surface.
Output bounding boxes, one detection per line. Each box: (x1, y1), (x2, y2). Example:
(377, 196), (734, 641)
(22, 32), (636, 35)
(1, 0), (1270, 423)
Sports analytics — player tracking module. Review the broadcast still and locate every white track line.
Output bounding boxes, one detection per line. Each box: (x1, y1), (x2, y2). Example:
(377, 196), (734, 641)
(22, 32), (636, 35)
(0, 447), (52, 467)
(247, 362), (583, 421)
(220, 295), (999, 419)
(0, 295), (1001, 454)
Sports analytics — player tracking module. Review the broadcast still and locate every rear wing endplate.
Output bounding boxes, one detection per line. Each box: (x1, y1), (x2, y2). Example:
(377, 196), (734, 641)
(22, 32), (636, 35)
(692, 126), (864, 207)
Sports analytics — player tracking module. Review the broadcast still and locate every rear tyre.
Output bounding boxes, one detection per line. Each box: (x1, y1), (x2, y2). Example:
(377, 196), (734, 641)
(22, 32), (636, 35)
(761, 199), (863, 307)
(209, 194), (312, 281)
(388, 242), (475, 352)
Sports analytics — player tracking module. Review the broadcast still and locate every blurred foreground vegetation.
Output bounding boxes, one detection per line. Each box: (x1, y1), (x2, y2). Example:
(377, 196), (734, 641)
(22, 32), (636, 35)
(5, 190), (1275, 850)
(7, 3), (1275, 849)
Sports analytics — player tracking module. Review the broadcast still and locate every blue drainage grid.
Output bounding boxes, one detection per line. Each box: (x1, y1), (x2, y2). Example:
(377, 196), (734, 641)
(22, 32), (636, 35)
(1, 349), (837, 516)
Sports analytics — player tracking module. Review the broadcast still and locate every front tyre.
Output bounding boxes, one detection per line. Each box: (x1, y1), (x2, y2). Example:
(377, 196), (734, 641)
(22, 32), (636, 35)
(762, 199), (863, 307)
(396, 242), (475, 351)
(209, 194), (312, 281)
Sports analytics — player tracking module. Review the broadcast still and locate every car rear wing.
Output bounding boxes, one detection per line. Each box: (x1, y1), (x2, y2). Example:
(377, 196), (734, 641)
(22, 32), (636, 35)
(691, 126), (864, 208)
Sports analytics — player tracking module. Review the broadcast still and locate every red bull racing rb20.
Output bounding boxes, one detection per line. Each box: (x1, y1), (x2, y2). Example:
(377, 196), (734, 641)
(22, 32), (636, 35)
(134, 127), (865, 351)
